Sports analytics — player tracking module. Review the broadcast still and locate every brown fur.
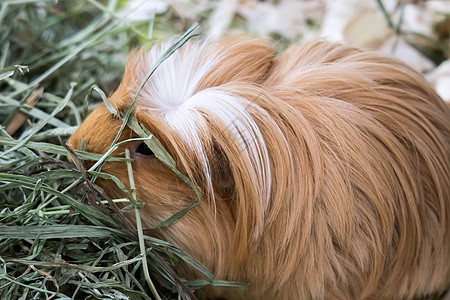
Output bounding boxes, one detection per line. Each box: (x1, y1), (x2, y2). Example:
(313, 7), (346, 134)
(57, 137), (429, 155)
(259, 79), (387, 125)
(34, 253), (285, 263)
(68, 37), (450, 299)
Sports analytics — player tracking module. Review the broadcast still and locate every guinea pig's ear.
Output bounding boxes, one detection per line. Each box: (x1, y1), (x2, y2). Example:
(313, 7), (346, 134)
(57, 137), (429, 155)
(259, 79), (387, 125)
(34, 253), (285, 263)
(210, 139), (234, 189)
(197, 35), (275, 90)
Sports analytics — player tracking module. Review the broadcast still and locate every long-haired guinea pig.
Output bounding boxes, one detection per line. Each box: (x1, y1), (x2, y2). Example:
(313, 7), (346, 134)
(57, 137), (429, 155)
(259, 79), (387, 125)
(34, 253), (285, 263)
(68, 36), (450, 299)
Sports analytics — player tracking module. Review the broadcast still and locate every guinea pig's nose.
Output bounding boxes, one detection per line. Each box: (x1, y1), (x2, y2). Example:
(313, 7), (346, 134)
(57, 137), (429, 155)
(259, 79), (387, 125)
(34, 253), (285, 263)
(66, 140), (76, 150)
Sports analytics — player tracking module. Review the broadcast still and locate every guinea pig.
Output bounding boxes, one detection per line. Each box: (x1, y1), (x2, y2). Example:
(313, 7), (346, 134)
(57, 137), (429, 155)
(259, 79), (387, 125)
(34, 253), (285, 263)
(68, 36), (450, 299)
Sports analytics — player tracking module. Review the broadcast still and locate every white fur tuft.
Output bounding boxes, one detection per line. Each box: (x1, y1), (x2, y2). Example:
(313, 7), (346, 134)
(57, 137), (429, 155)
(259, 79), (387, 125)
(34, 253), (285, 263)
(137, 41), (273, 223)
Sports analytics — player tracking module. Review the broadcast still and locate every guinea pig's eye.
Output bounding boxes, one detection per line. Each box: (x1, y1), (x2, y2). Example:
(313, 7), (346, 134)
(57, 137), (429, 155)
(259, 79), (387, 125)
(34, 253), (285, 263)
(134, 142), (155, 157)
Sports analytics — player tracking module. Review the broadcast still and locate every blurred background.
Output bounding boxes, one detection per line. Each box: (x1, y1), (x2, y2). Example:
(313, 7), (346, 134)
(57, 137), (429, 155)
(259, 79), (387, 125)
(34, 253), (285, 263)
(2, 0), (449, 106)
(125, 0), (450, 99)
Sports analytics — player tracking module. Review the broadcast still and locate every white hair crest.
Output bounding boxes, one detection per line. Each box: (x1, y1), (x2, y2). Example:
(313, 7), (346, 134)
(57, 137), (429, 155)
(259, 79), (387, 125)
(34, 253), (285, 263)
(137, 40), (272, 223)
